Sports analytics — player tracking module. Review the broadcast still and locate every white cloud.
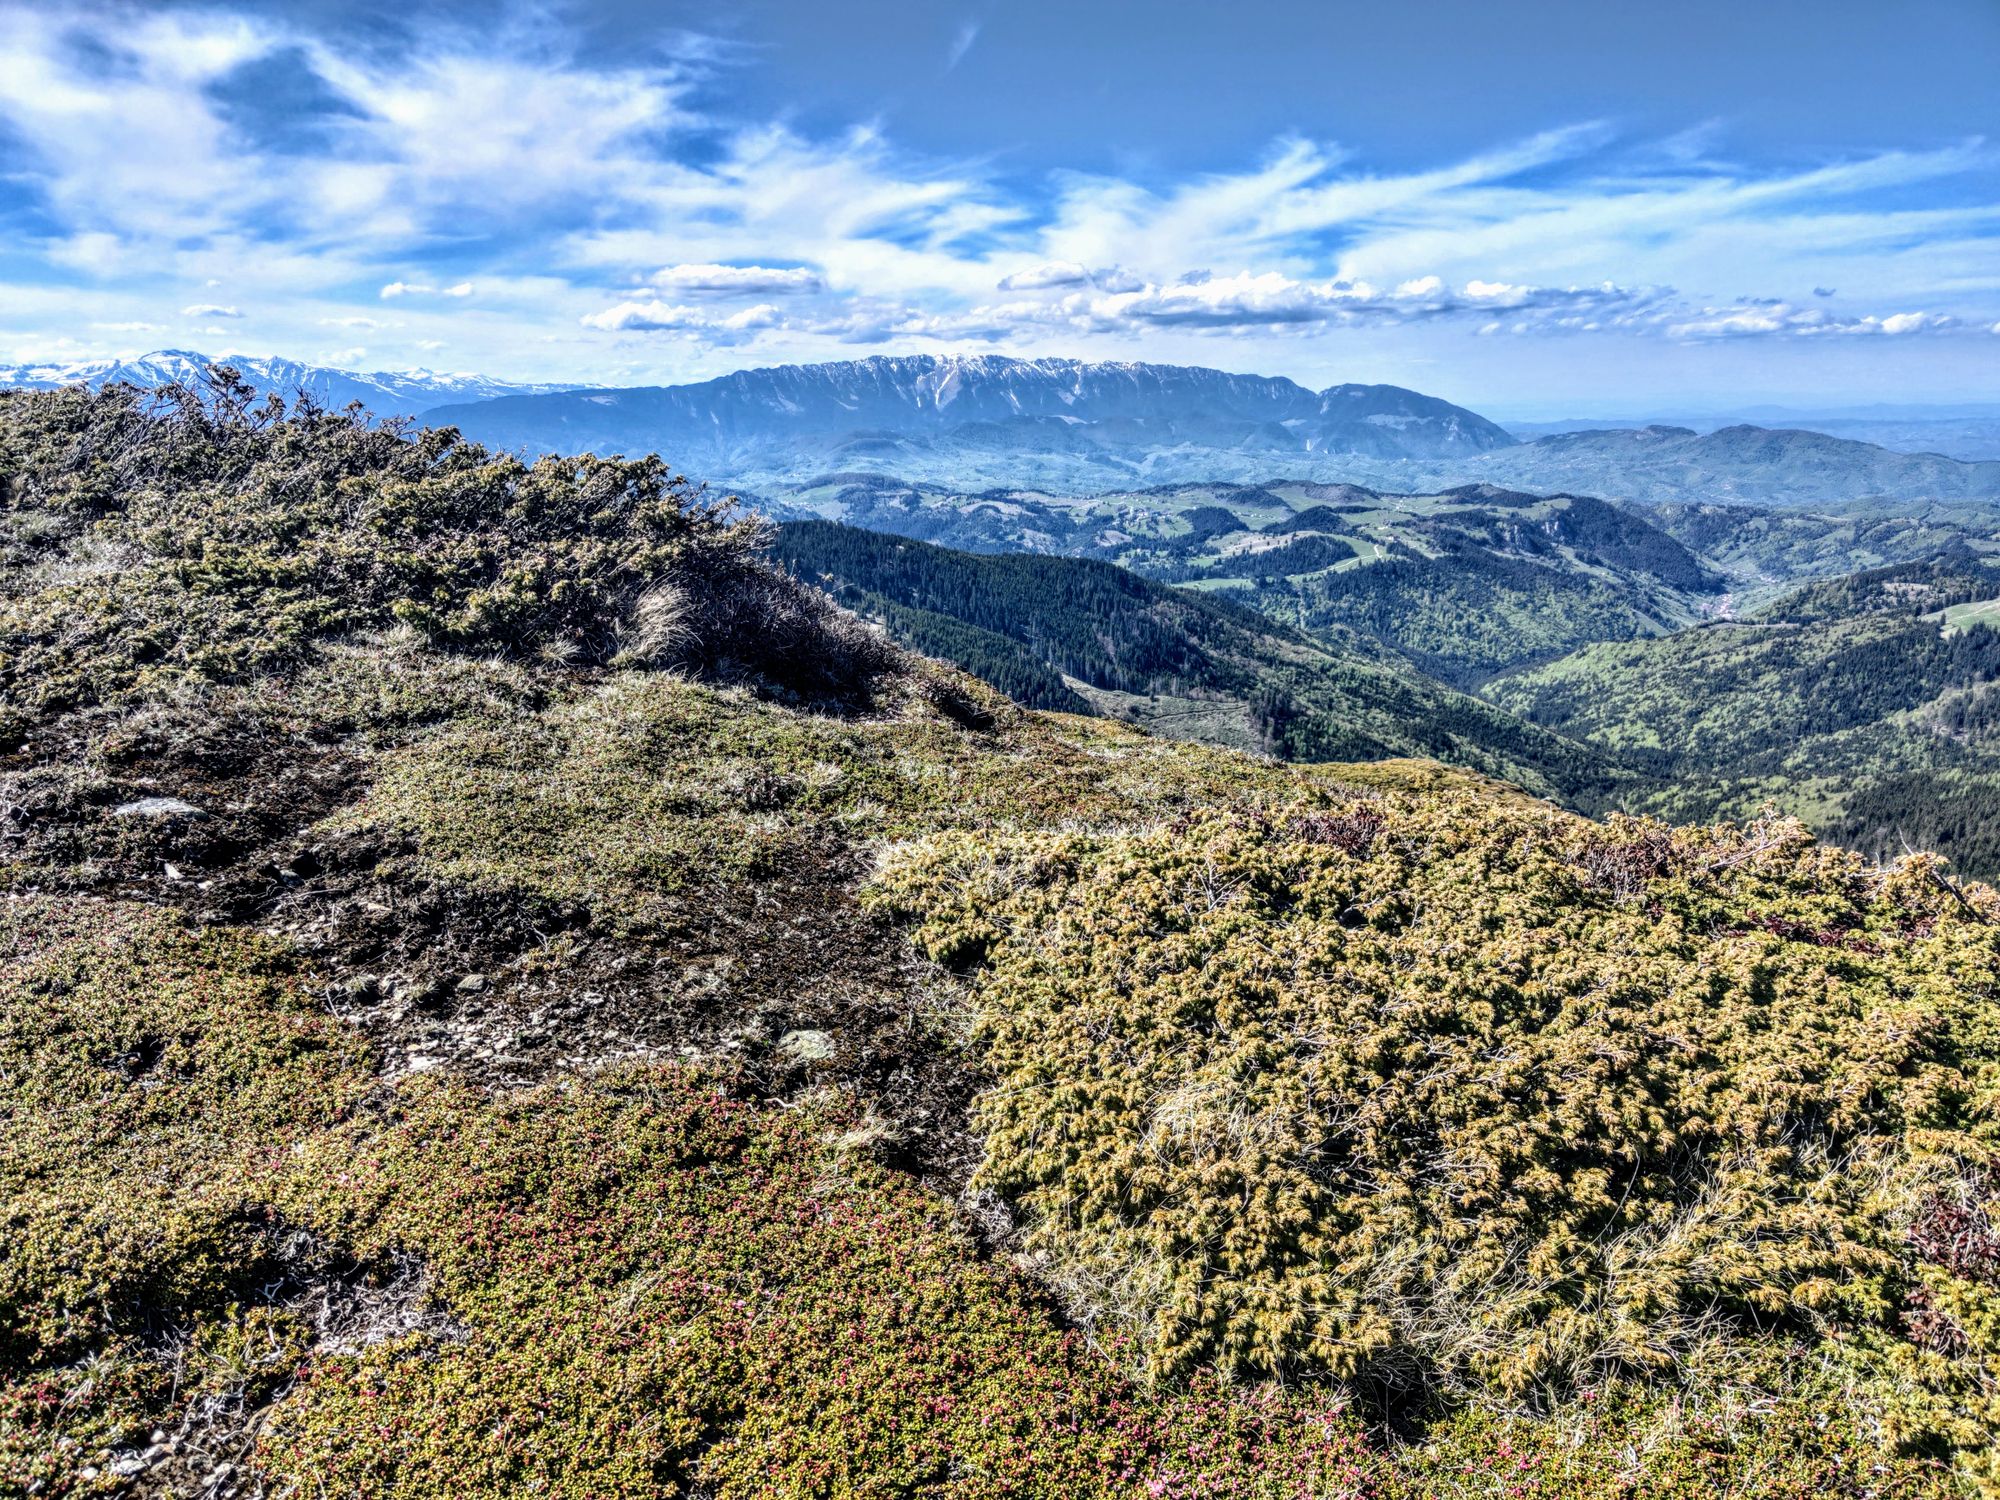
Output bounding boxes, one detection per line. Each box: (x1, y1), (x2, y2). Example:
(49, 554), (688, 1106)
(997, 261), (1090, 290)
(181, 303), (242, 318)
(582, 300), (789, 338)
(0, 3), (1992, 386)
(955, 270), (1667, 336)
(996, 262), (1144, 293)
(380, 281), (473, 300)
(649, 263), (824, 295)
(1666, 303), (1958, 340)
(945, 21), (981, 72)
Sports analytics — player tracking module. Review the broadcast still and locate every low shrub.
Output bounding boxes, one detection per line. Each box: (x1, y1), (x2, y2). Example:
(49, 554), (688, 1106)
(0, 379), (894, 738)
(871, 801), (2000, 1479)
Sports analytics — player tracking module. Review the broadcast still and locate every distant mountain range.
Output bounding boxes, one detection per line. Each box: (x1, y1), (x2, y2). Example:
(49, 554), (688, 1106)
(10, 349), (1999, 508)
(1505, 406), (2000, 462)
(762, 473), (1728, 685)
(415, 355), (2000, 505)
(416, 354), (1517, 488)
(1459, 423), (2000, 506)
(0, 349), (588, 415)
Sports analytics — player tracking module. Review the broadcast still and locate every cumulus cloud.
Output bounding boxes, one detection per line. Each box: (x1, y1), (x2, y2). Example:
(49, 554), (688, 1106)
(380, 281), (473, 299)
(581, 299), (789, 340)
(0, 3), (1993, 376)
(649, 263), (824, 295)
(181, 303), (242, 318)
(960, 271), (1669, 336)
(996, 262), (1146, 293)
(1667, 303), (1959, 339)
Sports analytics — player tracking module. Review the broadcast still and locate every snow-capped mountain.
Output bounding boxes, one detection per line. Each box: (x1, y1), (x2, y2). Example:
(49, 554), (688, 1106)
(0, 349), (590, 414)
(415, 354), (1519, 491)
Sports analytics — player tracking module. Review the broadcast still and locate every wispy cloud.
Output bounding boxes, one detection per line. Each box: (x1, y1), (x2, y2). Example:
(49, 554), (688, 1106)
(0, 0), (1993, 395)
(1666, 304), (1958, 340)
(945, 20), (981, 72)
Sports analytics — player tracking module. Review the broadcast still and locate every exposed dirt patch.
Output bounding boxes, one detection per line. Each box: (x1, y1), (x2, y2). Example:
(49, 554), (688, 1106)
(110, 1223), (462, 1500)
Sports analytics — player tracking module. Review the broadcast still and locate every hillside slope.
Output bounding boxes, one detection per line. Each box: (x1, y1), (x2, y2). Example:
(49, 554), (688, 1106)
(1487, 584), (2000, 877)
(3, 382), (1998, 1499)
(772, 519), (1623, 797)
(768, 475), (1725, 683)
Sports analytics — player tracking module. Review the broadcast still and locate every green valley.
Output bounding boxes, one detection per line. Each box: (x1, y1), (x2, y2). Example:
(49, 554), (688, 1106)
(1486, 556), (2000, 877)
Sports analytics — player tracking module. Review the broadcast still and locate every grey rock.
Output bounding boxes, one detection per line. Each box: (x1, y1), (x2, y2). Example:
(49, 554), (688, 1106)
(776, 1029), (836, 1065)
(111, 796), (204, 818)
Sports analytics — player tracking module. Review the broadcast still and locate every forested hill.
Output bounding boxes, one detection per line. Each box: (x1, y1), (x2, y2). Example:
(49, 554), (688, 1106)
(773, 519), (1623, 799)
(769, 475), (1727, 685)
(1488, 605), (2000, 877)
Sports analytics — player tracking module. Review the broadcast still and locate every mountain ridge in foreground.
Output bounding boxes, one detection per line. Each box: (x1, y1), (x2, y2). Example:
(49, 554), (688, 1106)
(3, 378), (1998, 1498)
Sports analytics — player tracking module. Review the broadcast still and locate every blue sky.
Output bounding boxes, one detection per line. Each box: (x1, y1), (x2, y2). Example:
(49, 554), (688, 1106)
(1, 0), (1997, 413)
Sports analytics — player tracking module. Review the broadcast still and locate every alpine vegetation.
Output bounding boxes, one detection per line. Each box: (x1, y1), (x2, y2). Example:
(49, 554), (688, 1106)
(1, 376), (1996, 1497)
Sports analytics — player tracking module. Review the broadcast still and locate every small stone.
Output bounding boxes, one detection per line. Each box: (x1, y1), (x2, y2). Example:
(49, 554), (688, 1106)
(150, 1430), (168, 1445)
(455, 972), (488, 994)
(111, 796), (204, 819)
(776, 1029), (836, 1066)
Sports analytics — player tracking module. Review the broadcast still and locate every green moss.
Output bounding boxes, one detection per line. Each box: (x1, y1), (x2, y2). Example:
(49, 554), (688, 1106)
(329, 676), (1303, 937)
(259, 1068), (1372, 1499)
(0, 897), (374, 1494)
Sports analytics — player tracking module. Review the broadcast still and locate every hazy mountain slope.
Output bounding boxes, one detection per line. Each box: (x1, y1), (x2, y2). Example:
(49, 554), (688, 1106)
(1507, 411), (2000, 463)
(1162, 486), (1723, 683)
(409, 353), (2000, 504)
(1460, 423), (2000, 506)
(4, 381), (1995, 1498)
(0, 347), (587, 414)
(1635, 496), (2000, 586)
(1487, 605), (2000, 876)
(419, 354), (1516, 489)
(772, 519), (1625, 798)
